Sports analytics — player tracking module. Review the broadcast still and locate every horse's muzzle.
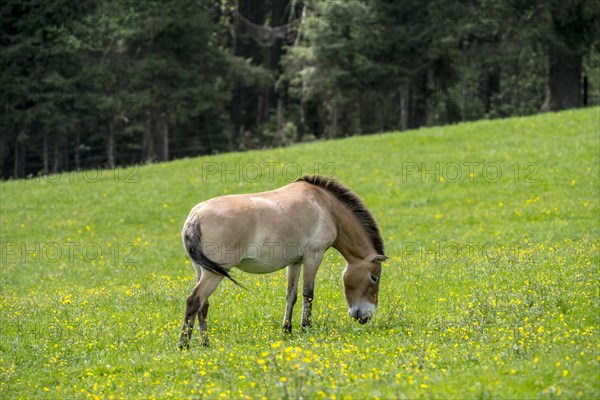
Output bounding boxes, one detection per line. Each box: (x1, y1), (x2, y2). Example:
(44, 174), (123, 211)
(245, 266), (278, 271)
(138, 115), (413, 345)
(354, 314), (371, 324)
(349, 307), (373, 324)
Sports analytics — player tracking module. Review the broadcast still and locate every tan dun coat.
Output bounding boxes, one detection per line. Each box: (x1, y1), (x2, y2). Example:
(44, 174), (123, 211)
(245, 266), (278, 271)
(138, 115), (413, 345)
(178, 175), (388, 348)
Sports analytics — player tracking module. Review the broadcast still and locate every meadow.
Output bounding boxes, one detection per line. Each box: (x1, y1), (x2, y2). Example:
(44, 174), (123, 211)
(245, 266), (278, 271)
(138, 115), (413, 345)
(0, 107), (598, 399)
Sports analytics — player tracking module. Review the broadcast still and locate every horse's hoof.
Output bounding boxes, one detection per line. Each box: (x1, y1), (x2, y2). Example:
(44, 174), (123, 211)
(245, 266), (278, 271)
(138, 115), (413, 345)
(178, 339), (190, 351)
(200, 336), (209, 347)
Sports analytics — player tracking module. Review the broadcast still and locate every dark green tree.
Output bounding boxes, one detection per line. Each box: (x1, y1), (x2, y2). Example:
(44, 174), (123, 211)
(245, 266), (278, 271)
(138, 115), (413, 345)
(540, 0), (599, 110)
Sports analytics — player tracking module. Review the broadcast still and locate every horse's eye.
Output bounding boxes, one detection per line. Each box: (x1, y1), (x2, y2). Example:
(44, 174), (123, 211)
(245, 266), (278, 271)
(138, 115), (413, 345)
(370, 274), (379, 283)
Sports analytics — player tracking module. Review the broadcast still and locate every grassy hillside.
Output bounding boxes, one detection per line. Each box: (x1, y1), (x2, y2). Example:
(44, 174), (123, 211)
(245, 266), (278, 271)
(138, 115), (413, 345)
(1, 107), (598, 398)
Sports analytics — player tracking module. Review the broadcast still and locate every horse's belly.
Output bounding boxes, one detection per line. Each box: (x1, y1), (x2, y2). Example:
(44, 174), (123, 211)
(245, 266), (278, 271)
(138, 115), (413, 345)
(235, 257), (289, 274)
(233, 236), (309, 274)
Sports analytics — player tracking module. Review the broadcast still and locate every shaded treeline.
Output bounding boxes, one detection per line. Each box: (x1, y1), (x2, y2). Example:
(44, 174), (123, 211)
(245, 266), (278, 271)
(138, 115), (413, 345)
(1, 0), (598, 178)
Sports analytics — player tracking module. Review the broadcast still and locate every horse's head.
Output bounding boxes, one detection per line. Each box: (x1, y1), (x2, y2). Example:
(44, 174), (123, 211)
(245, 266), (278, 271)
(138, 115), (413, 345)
(343, 254), (388, 324)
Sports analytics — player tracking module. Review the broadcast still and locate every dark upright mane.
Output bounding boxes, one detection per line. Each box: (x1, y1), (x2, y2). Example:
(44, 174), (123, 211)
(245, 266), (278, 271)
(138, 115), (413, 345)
(296, 175), (385, 255)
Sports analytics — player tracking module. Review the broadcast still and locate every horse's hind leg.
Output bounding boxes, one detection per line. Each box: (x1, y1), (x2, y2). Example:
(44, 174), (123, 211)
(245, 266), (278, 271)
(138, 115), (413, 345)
(192, 262), (202, 283)
(282, 263), (301, 334)
(178, 269), (223, 349)
(181, 262), (204, 337)
(197, 296), (215, 347)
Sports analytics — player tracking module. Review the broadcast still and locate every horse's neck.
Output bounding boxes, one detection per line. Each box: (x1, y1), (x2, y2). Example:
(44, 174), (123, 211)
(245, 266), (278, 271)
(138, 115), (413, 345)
(329, 200), (374, 263)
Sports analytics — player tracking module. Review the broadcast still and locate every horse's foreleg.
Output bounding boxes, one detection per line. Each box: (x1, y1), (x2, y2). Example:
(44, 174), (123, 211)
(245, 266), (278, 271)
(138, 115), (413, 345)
(301, 286), (314, 330)
(282, 263), (301, 334)
(301, 253), (324, 330)
(178, 270), (223, 349)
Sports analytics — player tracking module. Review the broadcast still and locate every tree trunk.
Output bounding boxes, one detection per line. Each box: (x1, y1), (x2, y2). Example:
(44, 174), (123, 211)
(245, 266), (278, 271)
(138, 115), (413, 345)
(63, 136), (69, 172)
(297, 97), (306, 141)
(52, 134), (60, 173)
(256, 85), (270, 127)
(230, 0), (267, 145)
(276, 95), (285, 145)
(230, 88), (243, 151)
(13, 139), (24, 178)
(155, 112), (169, 162)
(541, 46), (582, 111)
(267, 0), (286, 114)
(107, 120), (115, 169)
(74, 128), (80, 170)
(351, 99), (361, 135)
(541, 2), (585, 111)
(399, 83), (408, 131)
(408, 71), (427, 129)
(483, 65), (501, 115)
(325, 100), (338, 139)
(142, 111), (154, 162)
(42, 131), (49, 175)
(583, 74), (588, 106)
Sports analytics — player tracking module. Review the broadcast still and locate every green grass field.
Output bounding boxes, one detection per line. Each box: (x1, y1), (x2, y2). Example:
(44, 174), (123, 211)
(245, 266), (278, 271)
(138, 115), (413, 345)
(1, 107), (598, 399)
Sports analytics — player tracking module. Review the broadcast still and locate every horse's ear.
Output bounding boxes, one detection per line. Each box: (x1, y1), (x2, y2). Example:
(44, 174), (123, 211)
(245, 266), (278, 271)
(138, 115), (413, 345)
(372, 255), (389, 263)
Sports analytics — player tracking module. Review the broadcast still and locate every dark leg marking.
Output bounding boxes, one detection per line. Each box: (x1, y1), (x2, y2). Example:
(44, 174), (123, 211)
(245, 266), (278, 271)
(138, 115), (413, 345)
(301, 287), (314, 330)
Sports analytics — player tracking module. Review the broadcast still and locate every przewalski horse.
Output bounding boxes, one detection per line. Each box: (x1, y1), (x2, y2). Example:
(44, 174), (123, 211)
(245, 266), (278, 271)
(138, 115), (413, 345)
(178, 175), (388, 348)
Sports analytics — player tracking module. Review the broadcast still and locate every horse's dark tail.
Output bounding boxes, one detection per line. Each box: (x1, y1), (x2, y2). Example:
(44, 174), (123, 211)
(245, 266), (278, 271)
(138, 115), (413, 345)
(183, 218), (242, 287)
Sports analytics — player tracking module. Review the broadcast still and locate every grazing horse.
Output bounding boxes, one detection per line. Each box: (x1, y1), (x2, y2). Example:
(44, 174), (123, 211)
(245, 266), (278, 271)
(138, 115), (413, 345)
(178, 175), (388, 348)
